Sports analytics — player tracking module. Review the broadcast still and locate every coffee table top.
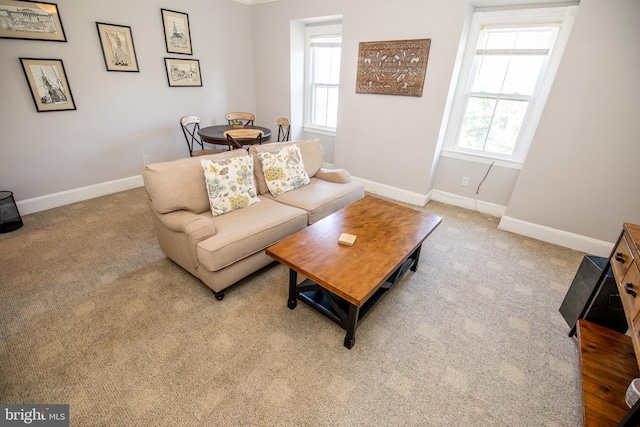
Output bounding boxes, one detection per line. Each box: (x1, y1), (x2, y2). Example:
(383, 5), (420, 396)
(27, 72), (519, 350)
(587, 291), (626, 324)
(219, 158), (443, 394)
(266, 196), (442, 306)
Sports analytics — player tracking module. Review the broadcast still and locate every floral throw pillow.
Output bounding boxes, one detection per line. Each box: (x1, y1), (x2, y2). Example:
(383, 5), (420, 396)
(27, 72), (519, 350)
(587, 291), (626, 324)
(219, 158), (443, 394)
(257, 144), (310, 197)
(201, 155), (259, 217)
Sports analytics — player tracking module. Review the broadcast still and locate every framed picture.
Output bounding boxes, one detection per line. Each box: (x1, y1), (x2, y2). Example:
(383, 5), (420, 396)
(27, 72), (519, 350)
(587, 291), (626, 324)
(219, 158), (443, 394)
(20, 58), (76, 112)
(161, 9), (192, 55)
(0, 0), (66, 41)
(164, 58), (201, 87)
(356, 39), (431, 97)
(96, 22), (139, 72)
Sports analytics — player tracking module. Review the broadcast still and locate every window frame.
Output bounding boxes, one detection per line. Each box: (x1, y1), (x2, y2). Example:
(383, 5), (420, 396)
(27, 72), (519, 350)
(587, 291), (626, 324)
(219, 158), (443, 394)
(441, 6), (578, 168)
(303, 23), (342, 134)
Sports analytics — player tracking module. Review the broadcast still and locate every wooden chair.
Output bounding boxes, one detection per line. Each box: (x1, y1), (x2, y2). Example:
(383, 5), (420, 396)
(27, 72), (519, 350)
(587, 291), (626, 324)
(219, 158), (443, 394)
(223, 129), (263, 150)
(225, 112), (255, 126)
(180, 115), (227, 157)
(277, 117), (291, 142)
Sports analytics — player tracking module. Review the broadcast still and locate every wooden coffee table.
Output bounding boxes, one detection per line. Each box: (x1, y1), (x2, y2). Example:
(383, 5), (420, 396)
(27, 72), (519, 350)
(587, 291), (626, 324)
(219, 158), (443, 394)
(266, 196), (442, 349)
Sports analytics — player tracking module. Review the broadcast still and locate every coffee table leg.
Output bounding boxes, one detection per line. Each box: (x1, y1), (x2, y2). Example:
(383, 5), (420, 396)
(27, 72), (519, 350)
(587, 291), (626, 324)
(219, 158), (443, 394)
(344, 304), (359, 349)
(288, 269), (297, 309)
(410, 245), (423, 272)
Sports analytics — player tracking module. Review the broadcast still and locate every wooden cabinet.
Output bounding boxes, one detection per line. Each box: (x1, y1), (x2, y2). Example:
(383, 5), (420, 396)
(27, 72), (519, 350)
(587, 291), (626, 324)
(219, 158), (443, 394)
(613, 224), (640, 368)
(576, 223), (640, 426)
(577, 320), (639, 425)
(612, 233), (634, 279)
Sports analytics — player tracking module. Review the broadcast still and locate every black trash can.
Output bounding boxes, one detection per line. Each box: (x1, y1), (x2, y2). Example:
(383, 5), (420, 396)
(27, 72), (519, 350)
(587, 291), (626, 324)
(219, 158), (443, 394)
(560, 255), (627, 333)
(0, 191), (23, 233)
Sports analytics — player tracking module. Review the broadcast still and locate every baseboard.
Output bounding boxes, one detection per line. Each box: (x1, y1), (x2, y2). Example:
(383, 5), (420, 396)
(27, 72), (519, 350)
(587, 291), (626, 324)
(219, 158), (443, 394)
(16, 175), (144, 215)
(352, 176), (429, 206)
(498, 215), (614, 257)
(15, 173), (615, 257)
(430, 189), (507, 218)
(411, 189), (613, 255)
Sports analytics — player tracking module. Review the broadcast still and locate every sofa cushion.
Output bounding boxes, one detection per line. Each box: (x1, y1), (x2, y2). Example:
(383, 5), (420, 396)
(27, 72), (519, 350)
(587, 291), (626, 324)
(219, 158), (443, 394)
(249, 139), (323, 195)
(257, 144), (310, 197)
(196, 197), (307, 272)
(261, 177), (365, 224)
(201, 155), (260, 217)
(142, 149), (249, 214)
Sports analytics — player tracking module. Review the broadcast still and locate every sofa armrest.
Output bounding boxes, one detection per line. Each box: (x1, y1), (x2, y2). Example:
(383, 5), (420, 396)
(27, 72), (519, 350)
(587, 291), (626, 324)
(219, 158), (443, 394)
(151, 209), (216, 272)
(158, 210), (216, 239)
(314, 167), (352, 183)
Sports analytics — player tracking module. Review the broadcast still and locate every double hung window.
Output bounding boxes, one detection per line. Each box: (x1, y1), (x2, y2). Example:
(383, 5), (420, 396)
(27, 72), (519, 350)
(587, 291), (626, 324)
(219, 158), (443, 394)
(443, 6), (577, 165)
(305, 24), (342, 132)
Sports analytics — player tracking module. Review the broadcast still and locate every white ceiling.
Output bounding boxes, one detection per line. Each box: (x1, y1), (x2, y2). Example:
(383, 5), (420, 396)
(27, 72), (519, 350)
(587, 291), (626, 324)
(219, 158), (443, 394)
(232, 0), (280, 4)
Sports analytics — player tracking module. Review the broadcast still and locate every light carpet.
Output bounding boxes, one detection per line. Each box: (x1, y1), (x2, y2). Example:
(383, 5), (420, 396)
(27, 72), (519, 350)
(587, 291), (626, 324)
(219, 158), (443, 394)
(0, 188), (584, 426)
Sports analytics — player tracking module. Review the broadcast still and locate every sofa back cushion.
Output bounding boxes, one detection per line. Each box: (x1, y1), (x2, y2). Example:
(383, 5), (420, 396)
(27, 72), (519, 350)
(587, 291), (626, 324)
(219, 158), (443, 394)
(142, 149), (249, 214)
(249, 139), (323, 195)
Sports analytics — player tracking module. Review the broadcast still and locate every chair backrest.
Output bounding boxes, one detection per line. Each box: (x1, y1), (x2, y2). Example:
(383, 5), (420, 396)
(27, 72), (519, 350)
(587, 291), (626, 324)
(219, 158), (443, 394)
(277, 117), (291, 142)
(223, 129), (263, 150)
(225, 112), (255, 126)
(180, 115), (204, 156)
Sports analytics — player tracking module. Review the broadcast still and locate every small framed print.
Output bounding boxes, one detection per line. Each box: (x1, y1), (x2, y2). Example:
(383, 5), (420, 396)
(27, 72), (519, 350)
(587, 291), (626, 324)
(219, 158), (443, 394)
(161, 9), (192, 55)
(20, 58), (76, 112)
(0, 0), (66, 41)
(164, 58), (202, 87)
(96, 22), (139, 72)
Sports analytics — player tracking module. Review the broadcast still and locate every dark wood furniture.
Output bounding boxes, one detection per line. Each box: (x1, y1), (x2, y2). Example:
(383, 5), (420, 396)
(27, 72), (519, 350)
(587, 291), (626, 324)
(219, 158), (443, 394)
(266, 196), (442, 349)
(574, 223), (640, 426)
(577, 319), (640, 426)
(198, 125), (271, 148)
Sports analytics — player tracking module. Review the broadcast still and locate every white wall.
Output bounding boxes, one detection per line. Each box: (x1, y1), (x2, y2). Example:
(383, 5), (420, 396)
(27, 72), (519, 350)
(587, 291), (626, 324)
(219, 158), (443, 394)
(252, 0), (639, 253)
(251, 0), (470, 199)
(0, 0), (255, 209)
(500, 0), (640, 244)
(335, 0), (469, 196)
(250, 1), (342, 163)
(3, 0), (638, 255)
(432, 156), (519, 207)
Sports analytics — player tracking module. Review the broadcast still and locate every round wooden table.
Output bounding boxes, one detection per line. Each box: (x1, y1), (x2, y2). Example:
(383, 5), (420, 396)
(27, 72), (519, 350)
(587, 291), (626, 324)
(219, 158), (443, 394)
(198, 125), (272, 148)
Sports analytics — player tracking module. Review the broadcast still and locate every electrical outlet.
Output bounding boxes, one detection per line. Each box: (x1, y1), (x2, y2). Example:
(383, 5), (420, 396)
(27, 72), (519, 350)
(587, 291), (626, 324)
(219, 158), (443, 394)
(143, 155), (149, 165)
(461, 176), (469, 187)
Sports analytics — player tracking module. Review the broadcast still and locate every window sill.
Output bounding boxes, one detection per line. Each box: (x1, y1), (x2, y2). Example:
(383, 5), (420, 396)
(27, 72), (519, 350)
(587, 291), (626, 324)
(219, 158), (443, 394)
(303, 126), (336, 137)
(440, 150), (523, 170)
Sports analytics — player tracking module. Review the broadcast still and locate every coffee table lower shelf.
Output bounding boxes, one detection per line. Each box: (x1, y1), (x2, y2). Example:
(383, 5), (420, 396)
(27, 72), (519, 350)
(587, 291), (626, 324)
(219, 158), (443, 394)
(287, 247), (420, 349)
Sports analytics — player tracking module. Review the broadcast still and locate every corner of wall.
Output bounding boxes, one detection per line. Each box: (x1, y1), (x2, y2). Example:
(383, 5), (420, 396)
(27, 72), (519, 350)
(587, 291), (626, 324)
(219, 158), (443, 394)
(352, 176), (429, 207)
(431, 189), (506, 218)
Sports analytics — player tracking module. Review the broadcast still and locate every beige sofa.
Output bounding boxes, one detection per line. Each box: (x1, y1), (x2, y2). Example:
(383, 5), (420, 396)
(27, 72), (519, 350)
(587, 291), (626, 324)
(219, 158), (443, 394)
(141, 139), (364, 300)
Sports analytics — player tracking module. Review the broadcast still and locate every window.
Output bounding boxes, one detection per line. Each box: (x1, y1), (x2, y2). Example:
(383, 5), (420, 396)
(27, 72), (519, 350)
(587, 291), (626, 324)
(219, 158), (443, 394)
(442, 6), (577, 166)
(305, 24), (342, 133)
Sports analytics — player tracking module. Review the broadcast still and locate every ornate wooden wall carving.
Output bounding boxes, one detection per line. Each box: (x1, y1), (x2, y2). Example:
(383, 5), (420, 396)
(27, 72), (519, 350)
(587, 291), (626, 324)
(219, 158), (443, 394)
(355, 38), (431, 97)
